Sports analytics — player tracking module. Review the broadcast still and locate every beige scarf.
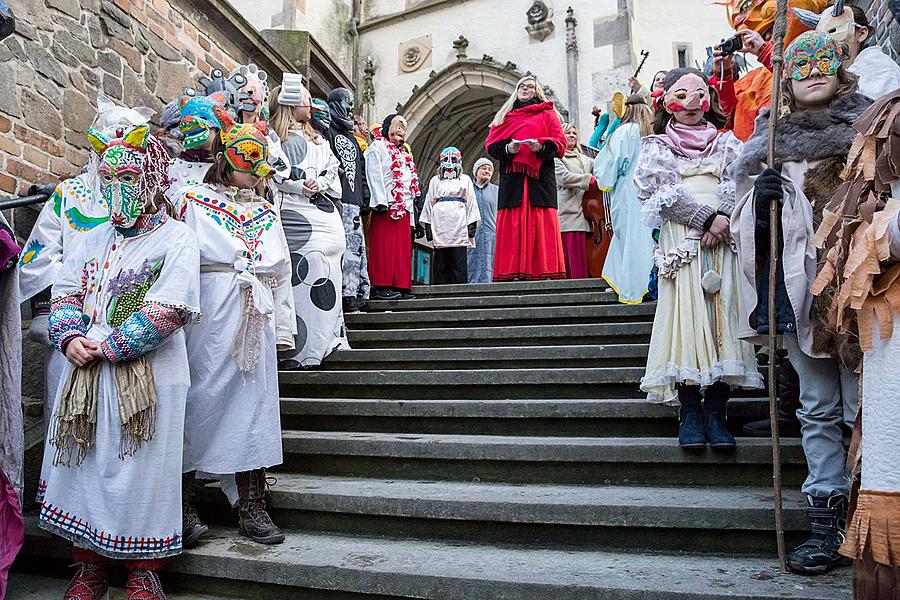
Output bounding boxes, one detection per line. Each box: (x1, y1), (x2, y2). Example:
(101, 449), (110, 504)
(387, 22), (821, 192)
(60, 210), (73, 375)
(50, 355), (157, 467)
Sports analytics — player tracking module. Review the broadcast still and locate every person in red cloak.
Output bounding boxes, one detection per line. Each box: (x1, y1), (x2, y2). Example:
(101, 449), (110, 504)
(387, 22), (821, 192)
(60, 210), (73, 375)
(486, 75), (568, 282)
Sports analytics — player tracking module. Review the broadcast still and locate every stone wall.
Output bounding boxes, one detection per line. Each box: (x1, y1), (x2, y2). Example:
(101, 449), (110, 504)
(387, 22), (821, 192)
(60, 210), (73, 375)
(1, 0), (295, 222)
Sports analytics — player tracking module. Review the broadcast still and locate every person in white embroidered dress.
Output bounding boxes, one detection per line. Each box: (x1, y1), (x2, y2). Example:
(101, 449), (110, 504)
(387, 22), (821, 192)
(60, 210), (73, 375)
(420, 146), (481, 284)
(17, 95), (154, 433)
(268, 75), (349, 369)
(634, 68), (762, 449)
(176, 105), (294, 547)
(40, 124), (200, 600)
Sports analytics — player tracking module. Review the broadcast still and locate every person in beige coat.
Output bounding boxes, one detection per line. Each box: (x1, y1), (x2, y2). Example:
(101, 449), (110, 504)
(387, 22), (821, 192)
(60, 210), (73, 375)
(554, 123), (595, 279)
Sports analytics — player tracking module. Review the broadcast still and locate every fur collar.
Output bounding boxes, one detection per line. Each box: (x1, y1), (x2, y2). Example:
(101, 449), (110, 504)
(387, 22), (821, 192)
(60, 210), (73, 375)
(730, 92), (872, 182)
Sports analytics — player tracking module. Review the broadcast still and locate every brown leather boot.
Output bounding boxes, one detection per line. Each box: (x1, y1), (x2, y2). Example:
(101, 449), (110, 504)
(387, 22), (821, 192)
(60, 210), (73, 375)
(181, 471), (208, 549)
(235, 469), (284, 544)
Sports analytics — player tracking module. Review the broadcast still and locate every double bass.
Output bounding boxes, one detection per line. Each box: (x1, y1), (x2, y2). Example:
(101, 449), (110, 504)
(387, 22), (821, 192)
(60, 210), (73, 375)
(583, 51), (650, 279)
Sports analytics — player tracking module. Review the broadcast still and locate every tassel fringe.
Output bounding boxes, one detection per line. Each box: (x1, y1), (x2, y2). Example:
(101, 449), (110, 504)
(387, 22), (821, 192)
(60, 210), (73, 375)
(842, 489), (900, 566)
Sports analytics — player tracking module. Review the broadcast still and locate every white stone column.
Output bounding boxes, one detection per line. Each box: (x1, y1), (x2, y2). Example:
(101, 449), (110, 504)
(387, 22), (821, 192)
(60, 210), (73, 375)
(565, 6), (580, 129)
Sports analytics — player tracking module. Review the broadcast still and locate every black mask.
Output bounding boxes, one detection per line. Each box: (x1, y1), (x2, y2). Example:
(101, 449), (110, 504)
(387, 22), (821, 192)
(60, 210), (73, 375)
(327, 87), (356, 132)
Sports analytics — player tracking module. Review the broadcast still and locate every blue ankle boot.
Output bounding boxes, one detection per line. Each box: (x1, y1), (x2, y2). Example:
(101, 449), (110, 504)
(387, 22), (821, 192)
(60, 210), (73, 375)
(704, 384), (736, 448)
(677, 386), (706, 448)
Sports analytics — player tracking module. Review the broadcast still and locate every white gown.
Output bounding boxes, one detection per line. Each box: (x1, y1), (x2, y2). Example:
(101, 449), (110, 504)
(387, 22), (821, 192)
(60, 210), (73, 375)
(275, 131), (349, 368)
(38, 218), (200, 560)
(177, 184), (295, 475)
(420, 175), (481, 249)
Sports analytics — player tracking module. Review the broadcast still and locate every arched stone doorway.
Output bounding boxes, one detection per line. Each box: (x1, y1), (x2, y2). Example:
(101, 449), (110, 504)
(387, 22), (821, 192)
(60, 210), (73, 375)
(398, 58), (563, 181)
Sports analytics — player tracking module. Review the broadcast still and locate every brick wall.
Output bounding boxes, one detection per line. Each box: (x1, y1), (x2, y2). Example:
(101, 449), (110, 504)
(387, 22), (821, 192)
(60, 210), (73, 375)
(1, 0), (294, 228)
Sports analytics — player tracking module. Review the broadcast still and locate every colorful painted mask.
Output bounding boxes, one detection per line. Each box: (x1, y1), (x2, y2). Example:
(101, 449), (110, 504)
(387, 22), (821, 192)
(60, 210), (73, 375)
(213, 104), (273, 178)
(784, 31), (842, 81)
(312, 98), (331, 131)
(88, 125), (151, 229)
(663, 73), (711, 113)
(439, 147), (462, 179)
(178, 92), (227, 149)
(231, 63), (269, 122)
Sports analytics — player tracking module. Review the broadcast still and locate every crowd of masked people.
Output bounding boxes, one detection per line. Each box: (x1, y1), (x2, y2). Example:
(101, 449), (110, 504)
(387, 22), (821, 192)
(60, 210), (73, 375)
(1, 1), (900, 598)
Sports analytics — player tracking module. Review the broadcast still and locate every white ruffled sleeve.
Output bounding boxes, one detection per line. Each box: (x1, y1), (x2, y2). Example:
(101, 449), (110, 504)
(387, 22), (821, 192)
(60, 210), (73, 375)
(716, 132), (742, 217)
(634, 139), (694, 229)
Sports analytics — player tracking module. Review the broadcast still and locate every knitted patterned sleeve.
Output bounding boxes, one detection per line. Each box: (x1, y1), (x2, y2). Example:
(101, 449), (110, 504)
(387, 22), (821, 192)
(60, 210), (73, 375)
(48, 294), (88, 353)
(716, 132), (743, 217)
(100, 304), (190, 363)
(634, 139), (715, 231)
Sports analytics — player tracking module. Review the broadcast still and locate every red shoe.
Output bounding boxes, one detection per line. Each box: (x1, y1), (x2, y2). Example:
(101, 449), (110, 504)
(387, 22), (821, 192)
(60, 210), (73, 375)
(63, 562), (109, 600)
(126, 569), (168, 600)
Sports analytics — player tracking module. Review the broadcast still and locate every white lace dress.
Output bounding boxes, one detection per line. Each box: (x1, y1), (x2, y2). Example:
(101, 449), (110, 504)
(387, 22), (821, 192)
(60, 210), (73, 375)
(635, 133), (762, 404)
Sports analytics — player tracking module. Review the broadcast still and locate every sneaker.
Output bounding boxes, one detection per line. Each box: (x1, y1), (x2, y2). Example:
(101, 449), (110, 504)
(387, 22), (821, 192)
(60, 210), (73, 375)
(371, 288), (401, 300)
(395, 289), (416, 300)
(63, 562), (109, 600)
(126, 569), (167, 600)
(787, 494), (852, 574)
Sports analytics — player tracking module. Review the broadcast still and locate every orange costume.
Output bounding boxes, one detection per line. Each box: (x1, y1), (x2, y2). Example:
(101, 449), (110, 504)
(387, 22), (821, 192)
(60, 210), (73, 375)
(715, 0), (831, 140)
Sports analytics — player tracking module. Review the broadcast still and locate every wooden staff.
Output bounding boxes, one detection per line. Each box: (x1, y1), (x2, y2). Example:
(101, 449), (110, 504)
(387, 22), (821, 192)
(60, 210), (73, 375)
(766, 0), (789, 574)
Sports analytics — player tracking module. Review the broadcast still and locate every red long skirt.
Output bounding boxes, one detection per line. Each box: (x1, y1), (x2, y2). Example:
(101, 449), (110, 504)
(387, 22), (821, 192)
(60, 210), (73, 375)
(560, 231), (590, 279)
(368, 211), (412, 289)
(493, 182), (566, 282)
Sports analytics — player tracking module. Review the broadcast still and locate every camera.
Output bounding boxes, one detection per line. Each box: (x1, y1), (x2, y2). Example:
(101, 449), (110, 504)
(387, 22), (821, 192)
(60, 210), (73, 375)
(718, 35), (744, 56)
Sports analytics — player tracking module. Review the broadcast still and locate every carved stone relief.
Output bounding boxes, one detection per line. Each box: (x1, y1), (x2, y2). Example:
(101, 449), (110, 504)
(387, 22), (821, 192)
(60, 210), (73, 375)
(398, 35), (433, 73)
(526, 0), (555, 42)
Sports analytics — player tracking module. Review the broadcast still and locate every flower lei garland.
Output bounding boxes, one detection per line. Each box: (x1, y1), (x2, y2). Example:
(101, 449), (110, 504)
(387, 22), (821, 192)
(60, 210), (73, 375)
(384, 141), (420, 220)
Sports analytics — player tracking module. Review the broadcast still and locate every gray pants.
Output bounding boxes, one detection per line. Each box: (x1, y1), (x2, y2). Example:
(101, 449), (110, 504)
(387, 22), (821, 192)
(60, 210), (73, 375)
(341, 203), (370, 301)
(783, 332), (858, 497)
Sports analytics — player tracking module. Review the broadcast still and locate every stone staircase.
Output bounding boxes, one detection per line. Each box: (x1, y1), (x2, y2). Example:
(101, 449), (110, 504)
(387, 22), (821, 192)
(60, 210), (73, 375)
(15, 279), (851, 599)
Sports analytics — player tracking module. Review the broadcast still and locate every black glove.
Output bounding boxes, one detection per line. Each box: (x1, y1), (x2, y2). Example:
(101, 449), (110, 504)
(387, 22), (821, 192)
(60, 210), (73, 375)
(414, 223), (425, 239)
(424, 223), (433, 242)
(754, 167), (784, 221)
(468, 222), (477, 238)
(373, 204), (388, 213)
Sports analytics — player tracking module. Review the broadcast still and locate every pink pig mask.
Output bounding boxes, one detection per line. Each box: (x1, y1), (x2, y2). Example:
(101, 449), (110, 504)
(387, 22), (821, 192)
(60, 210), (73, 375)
(663, 73), (711, 114)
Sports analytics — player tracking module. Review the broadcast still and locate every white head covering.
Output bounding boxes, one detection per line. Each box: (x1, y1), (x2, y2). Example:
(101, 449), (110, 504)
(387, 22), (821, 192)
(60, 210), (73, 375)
(472, 157), (493, 176)
(92, 93), (154, 135)
(277, 73), (306, 107)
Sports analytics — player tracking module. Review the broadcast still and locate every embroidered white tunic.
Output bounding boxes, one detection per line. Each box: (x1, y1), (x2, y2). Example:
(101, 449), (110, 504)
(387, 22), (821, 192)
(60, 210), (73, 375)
(177, 184), (295, 475)
(38, 218), (200, 559)
(364, 139), (417, 224)
(275, 131), (349, 368)
(420, 175), (481, 249)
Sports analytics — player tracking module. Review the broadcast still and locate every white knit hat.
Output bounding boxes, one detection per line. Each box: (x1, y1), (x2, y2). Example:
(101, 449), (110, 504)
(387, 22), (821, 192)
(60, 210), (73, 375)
(277, 73), (306, 106)
(472, 157), (493, 175)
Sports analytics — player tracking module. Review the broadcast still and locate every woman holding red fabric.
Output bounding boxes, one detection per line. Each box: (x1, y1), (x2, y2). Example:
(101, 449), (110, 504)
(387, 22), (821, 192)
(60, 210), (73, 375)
(486, 76), (567, 282)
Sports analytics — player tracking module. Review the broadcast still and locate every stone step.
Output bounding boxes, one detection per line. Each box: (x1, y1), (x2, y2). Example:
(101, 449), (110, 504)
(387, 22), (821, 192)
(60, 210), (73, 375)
(346, 322), (652, 348)
(280, 431), (807, 487)
(410, 278), (608, 298)
(345, 304), (655, 330)
(278, 367), (644, 399)
(280, 397), (771, 437)
(6, 574), (234, 600)
(318, 344), (650, 371)
(364, 290), (619, 312)
(20, 521), (851, 600)
(196, 474), (810, 555)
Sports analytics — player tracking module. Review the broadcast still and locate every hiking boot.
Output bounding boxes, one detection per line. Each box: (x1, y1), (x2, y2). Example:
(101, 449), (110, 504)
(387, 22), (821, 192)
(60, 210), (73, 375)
(787, 494), (852, 574)
(126, 569), (167, 600)
(236, 469), (285, 545)
(182, 471), (208, 549)
(63, 561), (109, 600)
(704, 383), (736, 448)
(677, 385), (706, 449)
